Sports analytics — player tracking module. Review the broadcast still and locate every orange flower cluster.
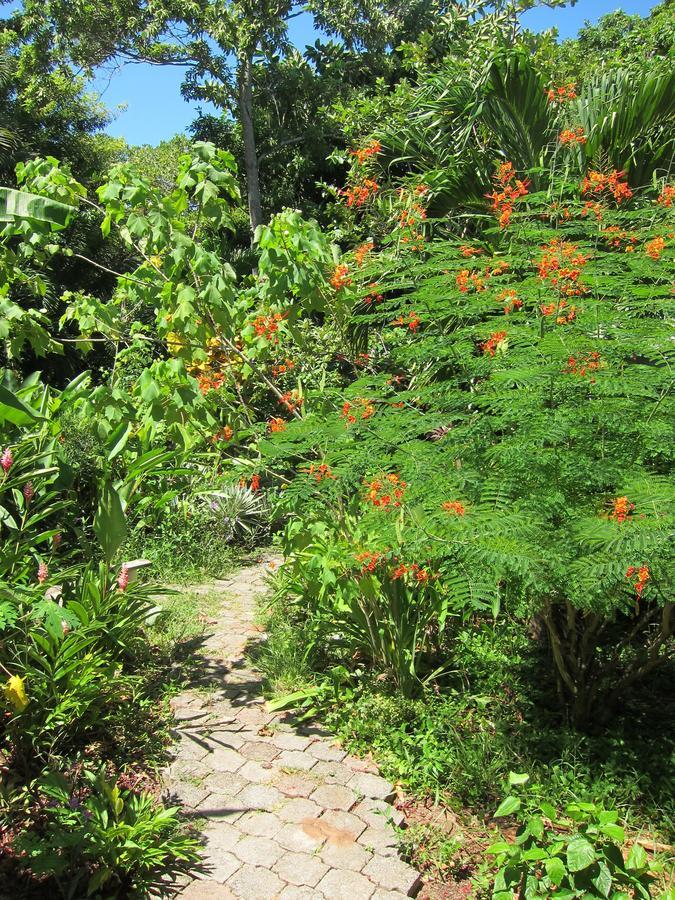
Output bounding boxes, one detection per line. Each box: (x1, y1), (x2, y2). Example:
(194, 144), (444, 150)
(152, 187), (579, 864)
(330, 265), (352, 290)
(481, 330), (508, 357)
(391, 562), (431, 584)
(559, 127), (586, 145)
(306, 463), (336, 483)
(487, 162), (529, 228)
(645, 237), (665, 260)
(582, 170), (633, 204)
(540, 300), (577, 325)
(397, 198), (427, 251)
(564, 351), (603, 379)
(391, 311), (421, 331)
(355, 241), (374, 266)
(341, 398), (375, 425)
(253, 312), (286, 343)
(546, 82), (577, 103)
(279, 390), (303, 413)
(249, 474), (261, 491)
(460, 245), (483, 258)
(442, 500), (466, 515)
(351, 140), (382, 165)
(537, 239), (590, 297)
(363, 284), (383, 305)
(271, 358), (295, 378)
(342, 179), (379, 207)
(657, 185), (674, 207)
(212, 425), (234, 442)
(498, 289), (523, 314)
(602, 226), (638, 251)
(582, 200), (604, 222)
(610, 496), (635, 524)
(355, 550), (384, 573)
(268, 417), (287, 433)
(456, 269), (485, 293)
(354, 352), (371, 367)
(626, 565), (650, 597)
(197, 372), (225, 394)
(365, 473), (406, 508)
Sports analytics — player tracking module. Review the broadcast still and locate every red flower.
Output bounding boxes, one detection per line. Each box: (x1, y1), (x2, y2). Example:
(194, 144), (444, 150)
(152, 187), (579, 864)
(330, 264), (352, 290)
(250, 474), (261, 492)
(480, 331), (508, 357)
(486, 162), (529, 228)
(609, 496), (635, 524)
(307, 463), (336, 483)
(268, 417), (287, 433)
(581, 170), (633, 204)
(22, 481), (34, 503)
(364, 473), (406, 509)
(559, 127), (586, 145)
(350, 140), (382, 165)
(442, 500), (466, 516)
(354, 241), (374, 266)
(645, 237), (665, 260)
(626, 565), (650, 597)
(657, 185), (674, 207)
(117, 564), (129, 592)
(390, 311), (420, 331)
(1, 448), (12, 474)
(546, 82), (577, 103)
(37, 562), (48, 584)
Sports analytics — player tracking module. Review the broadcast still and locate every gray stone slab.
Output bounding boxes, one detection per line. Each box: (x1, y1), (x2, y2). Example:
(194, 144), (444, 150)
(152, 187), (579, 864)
(180, 879), (237, 898)
(237, 810), (284, 838)
(274, 772), (317, 798)
(240, 741), (280, 763)
(310, 783), (357, 811)
(320, 839), (372, 872)
(276, 750), (318, 772)
(227, 864), (286, 899)
(357, 826), (399, 857)
(273, 851), (329, 887)
(310, 760), (354, 785)
(275, 820), (326, 853)
(316, 868), (376, 899)
(231, 835), (284, 867)
(277, 797), (323, 823)
(271, 732), (316, 752)
(319, 809), (368, 839)
(198, 849), (241, 884)
(307, 742), (347, 762)
(362, 855), (422, 895)
(348, 773), (395, 801)
(353, 799), (405, 829)
(236, 783), (283, 812)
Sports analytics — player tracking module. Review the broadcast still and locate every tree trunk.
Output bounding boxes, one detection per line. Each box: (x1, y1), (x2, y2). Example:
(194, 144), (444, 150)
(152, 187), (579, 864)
(237, 52), (263, 236)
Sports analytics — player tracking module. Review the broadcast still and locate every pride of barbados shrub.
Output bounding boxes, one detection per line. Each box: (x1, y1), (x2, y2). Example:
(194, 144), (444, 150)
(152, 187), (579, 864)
(262, 172), (674, 728)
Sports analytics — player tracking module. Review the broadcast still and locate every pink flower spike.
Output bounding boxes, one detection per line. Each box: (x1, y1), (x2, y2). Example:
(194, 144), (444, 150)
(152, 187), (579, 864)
(23, 481), (35, 503)
(53, 533), (62, 549)
(37, 562), (48, 584)
(117, 564), (130, 592)
(1, 448), (12, 474)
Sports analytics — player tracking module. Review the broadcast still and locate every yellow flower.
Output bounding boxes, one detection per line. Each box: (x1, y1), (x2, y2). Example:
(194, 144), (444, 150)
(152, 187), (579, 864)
(4, 675), (29, 712)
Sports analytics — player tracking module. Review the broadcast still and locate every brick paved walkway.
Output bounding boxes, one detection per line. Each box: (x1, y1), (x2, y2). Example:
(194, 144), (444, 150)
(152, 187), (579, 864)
(164, 558), (422, 899)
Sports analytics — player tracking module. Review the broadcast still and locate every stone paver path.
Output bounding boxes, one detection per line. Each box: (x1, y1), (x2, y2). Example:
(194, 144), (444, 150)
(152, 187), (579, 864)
(163, 557), (422, 899)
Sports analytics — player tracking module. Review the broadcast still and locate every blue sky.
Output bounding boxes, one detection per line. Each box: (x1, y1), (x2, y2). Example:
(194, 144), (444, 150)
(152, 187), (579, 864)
(2, 0), (658, 145)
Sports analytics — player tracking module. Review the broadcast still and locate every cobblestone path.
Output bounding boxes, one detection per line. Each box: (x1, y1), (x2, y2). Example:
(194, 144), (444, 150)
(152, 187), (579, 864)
(164, 557), (422, 900)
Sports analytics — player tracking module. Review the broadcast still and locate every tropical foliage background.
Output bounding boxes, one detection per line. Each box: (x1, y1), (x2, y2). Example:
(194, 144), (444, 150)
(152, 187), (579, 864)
(0, 0), (673, 896)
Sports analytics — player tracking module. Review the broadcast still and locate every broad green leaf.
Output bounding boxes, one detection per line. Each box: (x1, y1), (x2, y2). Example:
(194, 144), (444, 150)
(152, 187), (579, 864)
(93, 481), (127, 562)
(545, 855), (567, 885)
(567, 836), (597, 872)
(494, 796), (521, 817)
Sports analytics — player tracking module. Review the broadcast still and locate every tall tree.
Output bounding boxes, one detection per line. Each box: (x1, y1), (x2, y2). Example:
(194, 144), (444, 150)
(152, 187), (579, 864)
(12, 0), (481, 233)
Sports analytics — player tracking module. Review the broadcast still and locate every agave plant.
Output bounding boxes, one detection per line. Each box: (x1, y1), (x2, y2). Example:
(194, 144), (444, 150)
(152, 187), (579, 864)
(199, 483), (269, 543)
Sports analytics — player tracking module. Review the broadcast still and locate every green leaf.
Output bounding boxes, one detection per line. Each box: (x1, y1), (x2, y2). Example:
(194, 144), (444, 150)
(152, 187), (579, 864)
(93, 481), (127, 562)
(567, 836), (597, 872)
(592, 860), (612, 897)
(0, 187), (74, 226)
(626, 842), (648, 872)
(494, 796), (521, 817)
(545, 855), (567, 885)
(0, 384), (42, 426)
(508, 772), (530, 786)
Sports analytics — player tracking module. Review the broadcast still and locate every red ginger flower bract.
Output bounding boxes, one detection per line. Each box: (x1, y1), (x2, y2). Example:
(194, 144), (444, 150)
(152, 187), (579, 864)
(1, 448), (12, 474)
(23, 481), (34, 503)
(37, 562), (48, 584)
(117, 564), (129, 592)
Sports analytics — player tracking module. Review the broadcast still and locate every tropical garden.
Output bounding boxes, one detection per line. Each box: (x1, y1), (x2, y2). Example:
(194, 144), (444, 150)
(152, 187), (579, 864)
(0, 0), (673, 896)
